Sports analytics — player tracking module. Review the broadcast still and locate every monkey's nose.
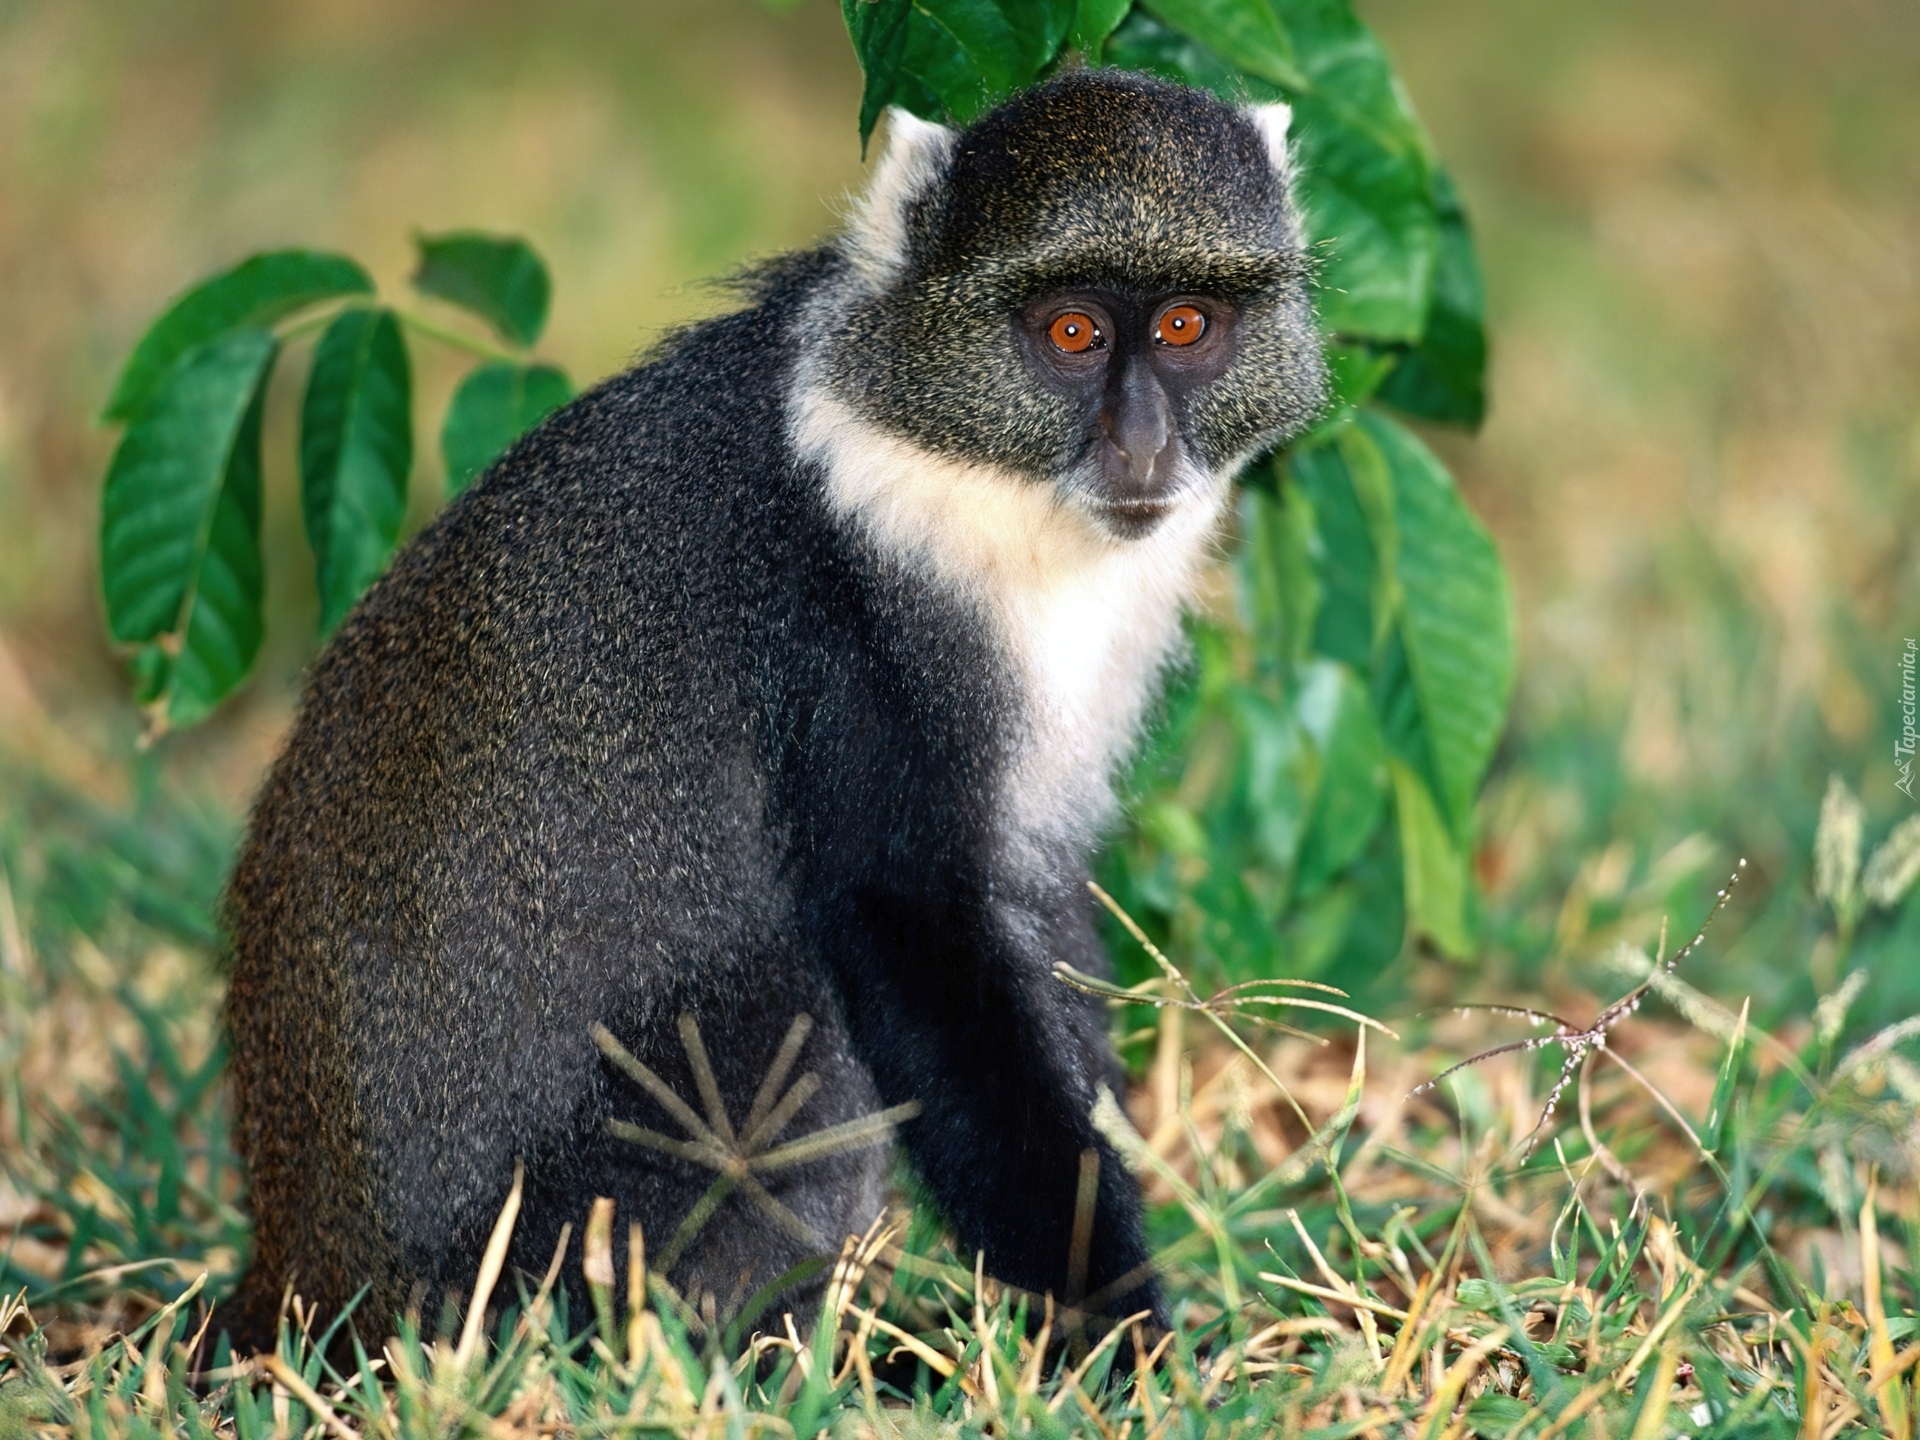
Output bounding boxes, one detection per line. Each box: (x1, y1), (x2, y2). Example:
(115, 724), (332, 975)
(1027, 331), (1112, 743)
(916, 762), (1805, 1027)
(1101, 369), (1173, 492)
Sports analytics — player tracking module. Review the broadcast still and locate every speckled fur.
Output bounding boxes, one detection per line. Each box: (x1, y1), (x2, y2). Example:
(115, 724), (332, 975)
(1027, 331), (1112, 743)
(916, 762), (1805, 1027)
(216, 70), (1323, 1356)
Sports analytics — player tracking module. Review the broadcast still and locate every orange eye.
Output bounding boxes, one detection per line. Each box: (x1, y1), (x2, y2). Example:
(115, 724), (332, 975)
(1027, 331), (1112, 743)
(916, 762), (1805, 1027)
(1048, 312), (1102, 354)
(1156, 304), (1207, 346)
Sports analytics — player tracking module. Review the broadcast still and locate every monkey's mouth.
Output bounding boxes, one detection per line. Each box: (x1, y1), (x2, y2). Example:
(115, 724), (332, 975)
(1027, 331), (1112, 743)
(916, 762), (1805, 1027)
(1092, 495), (1176, 538)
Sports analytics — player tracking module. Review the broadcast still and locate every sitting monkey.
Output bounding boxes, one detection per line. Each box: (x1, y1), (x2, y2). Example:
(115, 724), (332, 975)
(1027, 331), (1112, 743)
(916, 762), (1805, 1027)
(215, 69), (1325, 1354)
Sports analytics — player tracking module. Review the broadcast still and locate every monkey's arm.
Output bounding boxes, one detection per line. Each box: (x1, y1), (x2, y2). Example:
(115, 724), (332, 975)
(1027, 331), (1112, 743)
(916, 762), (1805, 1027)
(826, 886), (1167, 1330)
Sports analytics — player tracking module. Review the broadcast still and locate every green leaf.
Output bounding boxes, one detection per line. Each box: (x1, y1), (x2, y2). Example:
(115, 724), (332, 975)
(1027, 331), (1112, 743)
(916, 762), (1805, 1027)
(1368, 626), (1446, 828)
(1104, 6), (1236, 87)
(1455, 1278), (1514, 1313)
(440, 361), (572, 495)
(1361, 411), (1513, 835)
(100, 329), (276, 727)
(1141, 0), (1303, 89)
(841, 0), (1076, 144)
(1228, 685), (1309, 872)
(1324, 341), (1396, 414)
(1282, 0), (1440, 339)
(300, 308), (413, 635)
(1376, 167), (1488, 427)
(1702, 1002), (1748, 1152)
(103, 251), (371, 421)
(1290, 102), (1437, 341)
(166, 383), (268, 728)
(1067, 0), (1134, 60)
(1295, 339), (1395, 447)
(843, 0), (917, 149)
(1388, 759), (1469, 956)
(1237, 481), (1319, 666)
(412, 232), (552, 348)
(1286, 441), (1375, 670)
(1294, 662), (1389, 890)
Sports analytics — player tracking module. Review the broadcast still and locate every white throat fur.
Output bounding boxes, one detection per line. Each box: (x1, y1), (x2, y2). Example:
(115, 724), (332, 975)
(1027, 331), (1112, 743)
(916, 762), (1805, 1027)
(790, 383), (1230, 856)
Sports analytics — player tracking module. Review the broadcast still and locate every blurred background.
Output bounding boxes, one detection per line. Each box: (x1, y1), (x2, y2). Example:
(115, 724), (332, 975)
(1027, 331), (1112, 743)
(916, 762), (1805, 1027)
(1, 0), (1916, 1022)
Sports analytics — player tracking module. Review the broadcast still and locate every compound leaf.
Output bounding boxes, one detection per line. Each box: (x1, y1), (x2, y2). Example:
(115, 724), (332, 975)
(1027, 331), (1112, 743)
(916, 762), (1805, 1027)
(412, 232), (552, 348)
(104, 251), (370, 421)
(100, 328), (276, 728)
(300, 308), (413, 635)
(441, 361), (572, 495)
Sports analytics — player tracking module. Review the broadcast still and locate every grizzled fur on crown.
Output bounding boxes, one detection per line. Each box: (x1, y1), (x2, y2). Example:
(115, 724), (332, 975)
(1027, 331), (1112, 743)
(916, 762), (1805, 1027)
(811, 70), (1326, 478)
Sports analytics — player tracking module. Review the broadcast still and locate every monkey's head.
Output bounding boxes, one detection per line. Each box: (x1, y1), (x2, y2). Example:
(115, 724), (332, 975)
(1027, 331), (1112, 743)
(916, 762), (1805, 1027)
(806, 69), (1326, 540)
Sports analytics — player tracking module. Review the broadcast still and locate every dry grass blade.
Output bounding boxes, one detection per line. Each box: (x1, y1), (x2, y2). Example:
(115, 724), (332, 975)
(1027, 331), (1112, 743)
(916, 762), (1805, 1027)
(744, 1013), (814, 1140)
(261, 1354), (360, 1440)
(605, 1120), (727, 1167)
(1085, 880), (1362, 1131)
(1211, 975), (1356, 999)
(752, 1101), (920, 1171)
(1418, 1325), (1508, 1435)
(591, 1023), (717, 1144)
(1055, 951), (1398, 1039)
(1578, 1049), (1639, 1191)
(1860, 1174), (1913, 1436)
(453, 1158), (523, 1370)
(676, 1011), (735, 1146)
(5, 788), (1912, 1440)
(1256, 1272), (1409, 1321)
(740, 1071), (822, 1155)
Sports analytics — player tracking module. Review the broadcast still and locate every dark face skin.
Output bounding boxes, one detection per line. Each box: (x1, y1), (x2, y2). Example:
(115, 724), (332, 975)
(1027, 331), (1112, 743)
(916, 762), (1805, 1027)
(1016, 289), (1239, 536)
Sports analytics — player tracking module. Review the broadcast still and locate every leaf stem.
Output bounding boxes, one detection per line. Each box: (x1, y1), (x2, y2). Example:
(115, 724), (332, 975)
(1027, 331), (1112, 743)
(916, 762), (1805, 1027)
(394, 309), (523, 363)
(274, 303), (521, 364)
(274, 307), (351, 345)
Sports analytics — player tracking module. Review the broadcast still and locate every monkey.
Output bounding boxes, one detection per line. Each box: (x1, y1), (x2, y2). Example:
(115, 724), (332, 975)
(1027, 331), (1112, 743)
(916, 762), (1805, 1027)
(211, 69), (1326, 1359)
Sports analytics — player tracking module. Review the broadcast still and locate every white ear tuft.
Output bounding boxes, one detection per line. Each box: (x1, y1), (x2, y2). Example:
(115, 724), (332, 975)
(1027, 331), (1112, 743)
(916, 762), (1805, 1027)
(846, 107), (958, 286)
(1248, 102), (1294, 174)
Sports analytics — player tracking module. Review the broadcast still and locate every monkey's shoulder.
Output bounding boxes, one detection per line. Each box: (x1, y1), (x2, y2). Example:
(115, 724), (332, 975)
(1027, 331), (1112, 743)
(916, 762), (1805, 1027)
(453, 250), (841, 551)
(327, 252), (845, 642)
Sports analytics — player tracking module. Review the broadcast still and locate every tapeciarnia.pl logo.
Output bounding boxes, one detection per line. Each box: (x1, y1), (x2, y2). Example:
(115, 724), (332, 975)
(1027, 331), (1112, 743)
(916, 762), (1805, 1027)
(1899, 637), (1917, 800)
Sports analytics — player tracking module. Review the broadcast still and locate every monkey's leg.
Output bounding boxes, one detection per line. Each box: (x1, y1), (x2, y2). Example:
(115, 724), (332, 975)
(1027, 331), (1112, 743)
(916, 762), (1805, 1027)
(833, 895), (1167, 1332)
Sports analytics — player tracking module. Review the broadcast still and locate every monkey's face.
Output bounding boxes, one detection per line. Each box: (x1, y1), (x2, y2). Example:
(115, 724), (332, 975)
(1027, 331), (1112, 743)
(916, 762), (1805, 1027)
(814, 71), (1327, 541)
(1017, 287), (1239, 538)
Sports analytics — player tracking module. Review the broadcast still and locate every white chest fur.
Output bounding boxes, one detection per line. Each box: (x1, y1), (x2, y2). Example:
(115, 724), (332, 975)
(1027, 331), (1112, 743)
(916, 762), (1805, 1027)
(790, 386), (1228, 861)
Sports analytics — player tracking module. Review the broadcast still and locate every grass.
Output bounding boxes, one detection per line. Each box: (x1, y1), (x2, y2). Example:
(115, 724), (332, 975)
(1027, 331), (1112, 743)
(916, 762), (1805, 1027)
(1, 0), (1915, 1431)
(1, 758), (1916, 1438)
